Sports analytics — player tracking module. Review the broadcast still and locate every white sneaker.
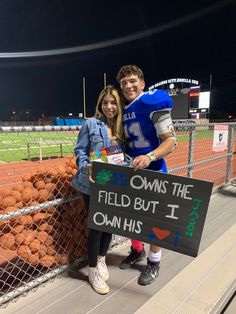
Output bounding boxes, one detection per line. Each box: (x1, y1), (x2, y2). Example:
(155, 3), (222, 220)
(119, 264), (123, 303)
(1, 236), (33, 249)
(97, 256), (109, 281)
(88, 267), (109, 294)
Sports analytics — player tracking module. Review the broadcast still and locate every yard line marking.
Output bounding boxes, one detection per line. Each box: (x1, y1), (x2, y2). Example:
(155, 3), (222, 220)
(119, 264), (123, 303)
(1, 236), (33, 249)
(0, 143), (75, 152)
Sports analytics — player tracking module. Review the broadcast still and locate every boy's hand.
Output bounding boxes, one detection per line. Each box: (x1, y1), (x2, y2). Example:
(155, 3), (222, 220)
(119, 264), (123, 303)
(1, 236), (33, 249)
(132, 155), (151, 171)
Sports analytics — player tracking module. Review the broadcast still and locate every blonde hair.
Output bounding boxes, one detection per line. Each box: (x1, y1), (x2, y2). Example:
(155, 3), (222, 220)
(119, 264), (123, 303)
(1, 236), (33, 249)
(95, 85), (124, 143)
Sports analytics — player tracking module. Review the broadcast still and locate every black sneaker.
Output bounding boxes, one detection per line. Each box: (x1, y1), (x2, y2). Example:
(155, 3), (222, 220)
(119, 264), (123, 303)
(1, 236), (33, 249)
(138, 258), (160, 285)
(119, 246), (146, 269)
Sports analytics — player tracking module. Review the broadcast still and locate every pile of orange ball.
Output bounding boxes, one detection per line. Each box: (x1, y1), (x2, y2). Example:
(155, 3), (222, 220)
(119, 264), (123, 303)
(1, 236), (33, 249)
(0, 157), (86, 268)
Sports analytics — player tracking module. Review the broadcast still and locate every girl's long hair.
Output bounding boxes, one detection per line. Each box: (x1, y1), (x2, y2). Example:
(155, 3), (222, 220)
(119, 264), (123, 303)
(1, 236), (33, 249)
(95, 85), (124, 143)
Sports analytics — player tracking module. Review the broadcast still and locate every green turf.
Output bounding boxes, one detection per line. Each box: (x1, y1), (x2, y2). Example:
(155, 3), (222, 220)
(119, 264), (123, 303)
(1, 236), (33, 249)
(0, 131), (78, 162)
(176, 129), (214, 142)
(0, 129), (214, 163)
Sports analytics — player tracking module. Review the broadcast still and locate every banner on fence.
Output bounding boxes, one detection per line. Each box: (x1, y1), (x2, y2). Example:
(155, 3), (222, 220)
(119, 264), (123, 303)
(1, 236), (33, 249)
(212, 124), (228, 152)
(88, 163), (213, 257)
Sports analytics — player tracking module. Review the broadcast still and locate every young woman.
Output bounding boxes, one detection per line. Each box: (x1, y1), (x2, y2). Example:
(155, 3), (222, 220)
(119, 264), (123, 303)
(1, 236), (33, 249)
(72, 85), (124, 294)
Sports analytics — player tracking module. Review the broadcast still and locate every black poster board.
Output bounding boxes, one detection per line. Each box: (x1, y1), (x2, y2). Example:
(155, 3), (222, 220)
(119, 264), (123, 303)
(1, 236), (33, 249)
(88, 162), (213, 257)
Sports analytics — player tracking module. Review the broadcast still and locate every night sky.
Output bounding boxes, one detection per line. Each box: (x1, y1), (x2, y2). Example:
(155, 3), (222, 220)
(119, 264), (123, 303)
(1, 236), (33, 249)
(0, 0), (236, 121)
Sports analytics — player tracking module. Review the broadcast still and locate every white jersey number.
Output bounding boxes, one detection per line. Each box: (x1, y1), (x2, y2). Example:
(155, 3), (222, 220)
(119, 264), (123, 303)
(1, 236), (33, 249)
(124, 122), (150, 148)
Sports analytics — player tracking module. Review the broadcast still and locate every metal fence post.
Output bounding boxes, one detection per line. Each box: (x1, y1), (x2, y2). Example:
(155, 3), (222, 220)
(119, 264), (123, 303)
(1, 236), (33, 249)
(27, 143), (31, 160)
(225, 124), (234, 185)
(187, 124), (195, 178)
(60, 143), (63, 157)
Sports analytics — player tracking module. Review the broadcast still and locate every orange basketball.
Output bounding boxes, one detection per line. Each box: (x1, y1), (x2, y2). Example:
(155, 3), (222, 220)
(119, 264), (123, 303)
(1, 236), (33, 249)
(56, 166), (66, 176)
(23, 181), (33, 188)
(27, 252), (40, 265)
(47, 168), (58, 177)
(34, 180), (45, 190)
(10, 190), (21, 202)
(66, 158), (76, 168)
(37, 231), (48, 243)
(0, 233), (15, 249)
(59, 254), (69, 265)
(71, 169), (77, 176)
(40, 255), (56, 267)
(5, 206), (17, 224)
(0, 218), (10, 230)
(43, 178), (50, 184)
(67, 174), (73, 181)
(38, 166), (49, 176)
(15, 233), (25, 245)
(22, 173), (32, 182)
(43, 206), (56, 214)
(13, 183), (24, 192)
(44, 235), (53, 246)
(5, 206), (16, 213)
(33, 213), (47, 224)
(31, 188), (39, 201)
(1, 196), (16, 209)
(11, 225), (25, 235)
(44, 183), (56, 193)
(65, 166), (73, 174)
(46, 245), (56, 256)
(22, 231), (35, 246)
(38, 223), (52, 233)
(38, 243), (47, 257)
(21, 189), (33, 204)
(29, 239), (41, 253)
(38, 189), (51, 203)
(19, 215), (33, 227)
(15, 201), (24, 209)
(17, 245), (31, 261)
(0, 187), (11, 197)
(30, 201), (40, 207)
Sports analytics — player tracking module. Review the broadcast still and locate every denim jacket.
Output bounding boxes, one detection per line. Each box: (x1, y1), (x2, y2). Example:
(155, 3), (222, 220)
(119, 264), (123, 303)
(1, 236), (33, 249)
(71, 117), (111, 195)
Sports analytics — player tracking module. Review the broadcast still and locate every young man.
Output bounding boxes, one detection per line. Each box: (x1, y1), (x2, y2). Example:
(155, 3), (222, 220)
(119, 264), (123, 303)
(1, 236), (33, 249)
(116, 65), (176, 285)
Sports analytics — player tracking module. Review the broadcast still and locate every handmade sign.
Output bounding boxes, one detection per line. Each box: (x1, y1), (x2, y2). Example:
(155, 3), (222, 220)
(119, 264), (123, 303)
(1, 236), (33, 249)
(88, 162), (213, 257)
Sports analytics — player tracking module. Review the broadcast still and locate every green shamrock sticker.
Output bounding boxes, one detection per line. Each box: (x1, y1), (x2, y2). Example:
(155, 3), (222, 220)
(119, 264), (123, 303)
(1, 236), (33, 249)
(96, 170), (113, 185)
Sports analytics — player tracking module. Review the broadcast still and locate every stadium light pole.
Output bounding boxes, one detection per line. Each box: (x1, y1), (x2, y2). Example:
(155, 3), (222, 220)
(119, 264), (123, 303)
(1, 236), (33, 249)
(209, 73), (213, 120)
(83, 77), (86, 119)
(209, 73), (213, 90)
(104, 72), (107, 88)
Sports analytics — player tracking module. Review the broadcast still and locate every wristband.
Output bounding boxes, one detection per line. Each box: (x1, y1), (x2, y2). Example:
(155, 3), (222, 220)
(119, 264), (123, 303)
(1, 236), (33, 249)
(146, 151), (158, 162)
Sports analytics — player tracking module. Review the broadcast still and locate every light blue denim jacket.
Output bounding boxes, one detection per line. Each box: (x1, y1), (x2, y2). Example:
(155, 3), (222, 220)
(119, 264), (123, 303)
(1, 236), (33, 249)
(71, 117), (111, 195)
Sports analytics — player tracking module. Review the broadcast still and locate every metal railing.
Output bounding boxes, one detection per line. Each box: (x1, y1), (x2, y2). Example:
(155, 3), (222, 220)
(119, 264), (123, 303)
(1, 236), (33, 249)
(167, 122), (236, 187)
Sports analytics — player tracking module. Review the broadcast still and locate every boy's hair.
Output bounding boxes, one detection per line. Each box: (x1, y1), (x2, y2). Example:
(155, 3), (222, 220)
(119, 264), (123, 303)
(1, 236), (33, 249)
(116, 64), (144, 82)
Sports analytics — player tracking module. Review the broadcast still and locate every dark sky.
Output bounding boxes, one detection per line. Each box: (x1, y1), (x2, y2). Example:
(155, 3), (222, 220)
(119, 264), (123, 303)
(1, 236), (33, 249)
(0, 0), (236, 120)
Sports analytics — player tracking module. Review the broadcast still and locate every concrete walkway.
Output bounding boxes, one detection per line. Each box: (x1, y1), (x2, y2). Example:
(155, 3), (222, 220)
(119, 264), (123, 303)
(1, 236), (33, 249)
(1, 186), (236, 314)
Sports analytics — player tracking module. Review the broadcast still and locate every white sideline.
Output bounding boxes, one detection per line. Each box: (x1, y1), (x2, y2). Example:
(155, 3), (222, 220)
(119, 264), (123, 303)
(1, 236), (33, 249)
(135, 224), (236, 314)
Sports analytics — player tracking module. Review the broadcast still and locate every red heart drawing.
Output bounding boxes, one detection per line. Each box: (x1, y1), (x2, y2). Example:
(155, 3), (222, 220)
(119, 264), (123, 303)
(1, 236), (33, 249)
(152, 227), (171, 240)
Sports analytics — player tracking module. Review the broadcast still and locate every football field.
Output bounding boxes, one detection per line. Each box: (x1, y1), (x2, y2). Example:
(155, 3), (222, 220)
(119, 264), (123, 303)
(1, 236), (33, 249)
(0, 131), (78, 162)
(0, 128), (215, 163)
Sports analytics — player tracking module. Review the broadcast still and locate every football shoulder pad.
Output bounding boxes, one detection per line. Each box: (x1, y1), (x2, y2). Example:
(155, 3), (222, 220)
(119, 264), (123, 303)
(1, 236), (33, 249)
(140, 89), (173, 110)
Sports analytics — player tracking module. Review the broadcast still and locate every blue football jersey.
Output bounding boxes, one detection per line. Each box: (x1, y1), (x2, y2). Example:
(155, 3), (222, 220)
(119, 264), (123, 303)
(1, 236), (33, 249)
(123, 89), (173, 172)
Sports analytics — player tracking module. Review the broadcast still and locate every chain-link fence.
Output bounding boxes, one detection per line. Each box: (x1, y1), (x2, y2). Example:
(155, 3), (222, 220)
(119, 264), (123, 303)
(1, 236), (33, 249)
(0, 123), (235, 307)
(166, 122), (236, 187)
(0, 126), (88, 307)
(0, 121), (39, 127)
